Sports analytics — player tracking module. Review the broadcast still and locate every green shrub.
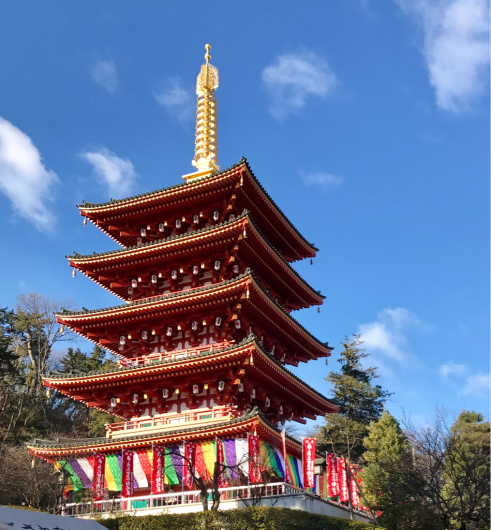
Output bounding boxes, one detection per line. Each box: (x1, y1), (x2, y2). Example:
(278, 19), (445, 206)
(97, 507), (380, 530)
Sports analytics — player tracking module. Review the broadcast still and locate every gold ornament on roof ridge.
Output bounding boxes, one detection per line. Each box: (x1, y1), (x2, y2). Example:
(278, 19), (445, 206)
(183, 44), (220, 181)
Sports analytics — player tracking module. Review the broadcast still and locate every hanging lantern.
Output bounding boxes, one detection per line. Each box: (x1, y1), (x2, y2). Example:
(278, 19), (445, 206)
(251, 388), (256, 399)
(171, 270), (178, 280)
(193, 265), (199, 275)
(265, 397), (270, 408)
(233, 264), (239, 274)
(238, 383), (244, 393)
(151, 274), (158, 284)
(159, 223), (165, 232)
(166, 327), (173, 336)
(213, 210), (219, 221)
(120, 336), (126, 345)
(128, 287), (133, 295)
(191, 321), (198, 331)
(136, 237), (143, 245)
(131, 279), (138, 288)
(110, 397), (117, 408)
(46, 389), (51, 398)
(214, 260), (220, 271)
(132, 394), (139, 404)
(235, 320), (241, 329)
(215, 316), (222, 327)
(141, 228), (146, 238)
(229, 214), (235, 221)
(279, 405), (284, 415)
(193, 214), (199, 224)
(60, 325), (64, 335)
(83, 218), (87, 226)
(218, 380), (225, 392)
(318, 307), (320, 314)
(72, 269), (76, 277)
(192, 384), (199, 394)
(142, 331), (148, 340)
(162, 388), (169, 399)
(175, 219), (181, 229)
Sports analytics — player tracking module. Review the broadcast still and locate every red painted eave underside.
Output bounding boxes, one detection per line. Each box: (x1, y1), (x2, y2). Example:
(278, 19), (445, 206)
(43, 340), (337, 416)
(68, 214), (324, 308)
(56, 273), (331, 362)
(78, 162), (316, 262)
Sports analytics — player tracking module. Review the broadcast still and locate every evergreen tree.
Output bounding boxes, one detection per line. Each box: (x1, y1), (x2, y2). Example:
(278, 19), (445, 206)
(317, 334), (391, 461)
(58, 345), (118, 436)
(442, 411), (490, 529)
(362, 411), (409, 511)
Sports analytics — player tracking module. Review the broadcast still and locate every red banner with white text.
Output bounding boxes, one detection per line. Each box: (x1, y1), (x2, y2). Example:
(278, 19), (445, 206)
(338, 458), (349, 502)
(281, 429), (292, 484)
(93, 453), (106, 501)
(152, 446), (166, 494)
(248, 435), (261, 484)
(216, 438), (228, 487)
(302, 438), (316, 488)
(122, 450), (134, 498)
(326, 453), (339, 498)
(350, 465), (360, 508)
(183, 442), (197, 490)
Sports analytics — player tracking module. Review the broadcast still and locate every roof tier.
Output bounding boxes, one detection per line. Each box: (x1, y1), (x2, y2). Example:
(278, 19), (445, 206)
(57, 271), (332, 366)
(68, 211), (324, 311)
(78, 159), (317, 262)
(27, 409), (303, 460)
(44, 336), (338, 423)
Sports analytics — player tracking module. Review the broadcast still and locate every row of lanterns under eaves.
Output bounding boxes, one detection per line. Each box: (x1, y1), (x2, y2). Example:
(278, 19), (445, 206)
(108, 387), (284, 414)
(118, 317), (241, 349)
(130, 211), (237, 246)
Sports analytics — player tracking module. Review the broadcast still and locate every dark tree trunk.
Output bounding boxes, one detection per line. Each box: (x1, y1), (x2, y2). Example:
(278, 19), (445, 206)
(211, 461), (220, 511)
(194, 475), (208, 511)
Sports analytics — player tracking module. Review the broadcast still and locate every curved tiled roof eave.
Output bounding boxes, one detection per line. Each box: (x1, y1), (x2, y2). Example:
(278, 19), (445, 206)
(67, 210), (325, 302)
(56, 270), (332, 354)
(43, 335), (338, 411)
(26, 408), (306, 454)
(77, 157), (318, 255)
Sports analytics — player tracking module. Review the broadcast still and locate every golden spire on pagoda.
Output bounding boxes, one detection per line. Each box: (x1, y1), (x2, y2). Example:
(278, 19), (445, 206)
(183, 44), (220, 181)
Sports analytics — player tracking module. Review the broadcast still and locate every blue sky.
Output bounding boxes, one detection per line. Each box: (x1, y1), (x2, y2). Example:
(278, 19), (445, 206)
(0, 1), (489, 430)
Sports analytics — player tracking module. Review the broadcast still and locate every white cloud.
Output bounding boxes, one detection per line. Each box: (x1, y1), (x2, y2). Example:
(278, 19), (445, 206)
(439, 361), (467, 377)
(91, 60), (119, 94)
(300, 171), (342, 191)
(460, 372), (490, 397)
(396, 0), (490, 112)
(153, 77), (194, 124)
(81, 147), (137, 198)
(358, 308), (422, 361)
(0, 117), (59, 232)
(261, 50), (337, 120)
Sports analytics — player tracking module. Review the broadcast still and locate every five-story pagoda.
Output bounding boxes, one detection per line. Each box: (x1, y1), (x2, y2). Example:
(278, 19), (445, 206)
(27, 45), (338, 508)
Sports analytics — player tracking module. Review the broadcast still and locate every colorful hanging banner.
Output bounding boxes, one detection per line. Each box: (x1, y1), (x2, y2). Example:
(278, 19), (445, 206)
(216, 439), (228, 487)
(326, 453), (339, 498)
(152, 446), (166, 494)
(122, 450), (134, 498)
(183, 442), (197, 489)
(93, 453), (106, 500)
(281, 429), (292, 484)
(302, 438), (316, 488)
(248, 434), (261, 484)
(350, 465), (360, 508)
(338, 458), (349, 503)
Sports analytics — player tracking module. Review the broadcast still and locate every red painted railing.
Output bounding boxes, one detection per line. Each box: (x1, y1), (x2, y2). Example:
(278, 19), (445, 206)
(106, 406), (240, 438)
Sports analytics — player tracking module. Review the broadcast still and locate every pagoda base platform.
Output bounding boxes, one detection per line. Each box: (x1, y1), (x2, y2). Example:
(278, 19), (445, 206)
(63, 483), (371, 523)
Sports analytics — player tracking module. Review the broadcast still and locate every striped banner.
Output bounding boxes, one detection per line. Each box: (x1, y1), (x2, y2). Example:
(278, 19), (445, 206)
(54, 437), (306, 492)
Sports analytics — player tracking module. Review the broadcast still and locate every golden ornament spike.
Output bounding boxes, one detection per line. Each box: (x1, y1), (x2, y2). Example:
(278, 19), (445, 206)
(183, 44), (220, 181)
